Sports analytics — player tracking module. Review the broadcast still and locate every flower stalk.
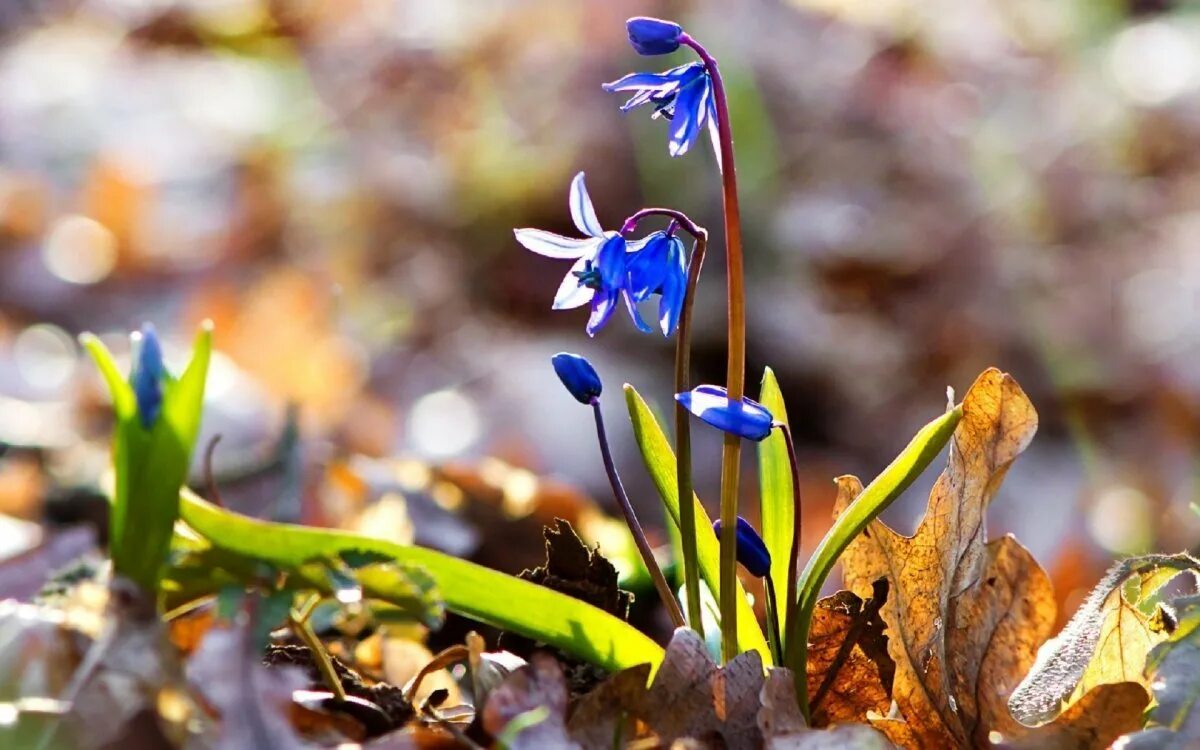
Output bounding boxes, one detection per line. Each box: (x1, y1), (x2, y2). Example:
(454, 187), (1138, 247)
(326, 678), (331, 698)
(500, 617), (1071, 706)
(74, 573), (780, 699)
(591, 399), (686, 628)
(624, 207), (709, 638)
(680, 31), (747, 662)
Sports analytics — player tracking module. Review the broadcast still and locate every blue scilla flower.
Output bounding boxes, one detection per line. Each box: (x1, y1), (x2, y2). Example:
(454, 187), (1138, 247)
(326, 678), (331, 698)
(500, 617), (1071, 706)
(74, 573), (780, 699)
(551, 352), (602, 405)
(130, 323), (167, 429)
(603, 62), (716, 158)
(626, 230), (686, 336)
(514, 173), (651, 337)
(625, 17), (683, 56)
(676, 385), (774, 441)
(712, 516), (771, 578)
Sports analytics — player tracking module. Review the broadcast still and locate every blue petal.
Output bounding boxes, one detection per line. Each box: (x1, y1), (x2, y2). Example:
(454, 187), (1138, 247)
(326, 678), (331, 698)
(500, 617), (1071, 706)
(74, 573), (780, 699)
(552, 352), (603, 404)
(622, 287), (654, 334)
(569, 172), (604, 238)
(593, 234), (626, 290)
(552, 256), (595, 310)
(675, 385), (775, 441)
(668, 75), (711, 157)
(514, 228), (599, 259)
(586, 288), (620, 337)
(626, 231), (672, 301)
(602, 71), (678, 93)
(657, 238), (687, 336)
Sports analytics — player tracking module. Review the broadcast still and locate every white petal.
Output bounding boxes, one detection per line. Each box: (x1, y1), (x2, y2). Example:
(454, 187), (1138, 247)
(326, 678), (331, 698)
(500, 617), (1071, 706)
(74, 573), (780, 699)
(552, 257), (595, 310)
(569, 172), (605, 238)
(513, 228), (598, 259)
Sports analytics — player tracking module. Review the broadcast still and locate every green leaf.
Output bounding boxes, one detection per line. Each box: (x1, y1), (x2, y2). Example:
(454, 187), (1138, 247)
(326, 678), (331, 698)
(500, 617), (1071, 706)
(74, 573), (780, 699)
(1118, 594), (1200, 747)
(623, 384), (771, 664)
(786, 402), (962, 716)
(178, 491), (663, 674)
(82, 324), (212, 593)
(757, 366), (793, 640)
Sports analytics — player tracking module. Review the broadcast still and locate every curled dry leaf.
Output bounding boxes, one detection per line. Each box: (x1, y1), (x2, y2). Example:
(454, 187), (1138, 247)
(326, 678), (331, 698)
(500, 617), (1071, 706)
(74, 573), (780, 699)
(1008, 553), (1199, 726)
(759, 670), (894, 749)
(804, 578), (894, 727)
(1000, 682), (1148, 749)
(836, 369), (1057, 748)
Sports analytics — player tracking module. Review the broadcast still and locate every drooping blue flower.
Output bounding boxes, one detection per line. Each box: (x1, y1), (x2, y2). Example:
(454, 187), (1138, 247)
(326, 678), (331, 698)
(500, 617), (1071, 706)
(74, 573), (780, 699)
(713, 516), (771, 578)
(603, 62), (717, 158)
(551, 352), (602, 405)
(676, 385), (774, 441)
(626, 230), (687, 336)
(514, 173), (651, 337)
(130, 323), (167, 429)
(625, 17), (683, 56)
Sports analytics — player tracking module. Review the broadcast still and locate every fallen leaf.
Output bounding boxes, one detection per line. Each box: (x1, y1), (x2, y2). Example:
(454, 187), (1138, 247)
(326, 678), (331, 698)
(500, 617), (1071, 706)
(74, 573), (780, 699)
(518, 518), (631, 619)
(188, 608), (311, 749)
(566, 663), (650, 747)
(837, 369), (1057, 748)
(481, 653), (578, 749)
(805, 578), (894, 727)
(1008, 553), (1198, 726)
(759, 670), (895, 749)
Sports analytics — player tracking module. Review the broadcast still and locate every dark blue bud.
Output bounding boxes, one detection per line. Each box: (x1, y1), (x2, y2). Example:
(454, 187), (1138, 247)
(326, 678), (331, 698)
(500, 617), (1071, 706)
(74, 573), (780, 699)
(552, 352), (602, 405)
(131, 323), (166, 429)
(713, 516), (771, 578)
(676, 385), (775, 441)
(626, 17), (683, 56)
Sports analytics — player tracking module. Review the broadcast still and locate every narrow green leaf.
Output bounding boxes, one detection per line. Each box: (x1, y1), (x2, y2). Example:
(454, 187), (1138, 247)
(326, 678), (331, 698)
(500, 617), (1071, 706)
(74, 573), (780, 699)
(786, 403), (962, 717)
(79, 334), (135, 420)
(623, 384), (771, 664)
(178, 492), (663, 674)
(756, 366), (792, 640)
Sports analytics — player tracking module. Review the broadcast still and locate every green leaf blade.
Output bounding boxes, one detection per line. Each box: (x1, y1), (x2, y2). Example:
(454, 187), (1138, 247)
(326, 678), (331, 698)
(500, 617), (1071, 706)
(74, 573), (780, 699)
(756, 366), (793, 639)
(623, 384), (772, 664)
(178, 492), (663, 674)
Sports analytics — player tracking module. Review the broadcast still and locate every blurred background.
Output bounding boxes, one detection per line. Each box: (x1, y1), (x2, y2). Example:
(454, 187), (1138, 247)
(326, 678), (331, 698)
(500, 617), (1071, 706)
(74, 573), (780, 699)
(1, 0), (1199, 632)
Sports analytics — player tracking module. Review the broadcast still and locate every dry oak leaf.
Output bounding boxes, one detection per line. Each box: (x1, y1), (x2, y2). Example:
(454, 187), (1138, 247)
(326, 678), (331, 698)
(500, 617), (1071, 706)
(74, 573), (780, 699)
(1001, 682), (1148, 749)
(837, 368), (1056, 748)
(1008, 553), (1199, 727)
(804, 578), (894, 727)
(759, 669), (895, 749)
(482, 653), (579, 749)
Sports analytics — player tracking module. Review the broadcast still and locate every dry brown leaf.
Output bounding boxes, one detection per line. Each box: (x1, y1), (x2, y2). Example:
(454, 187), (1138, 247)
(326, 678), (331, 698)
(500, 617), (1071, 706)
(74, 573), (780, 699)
(566, 663), (651, 747)
(759, 670), (895, 749)
(481, 653), (579, 749)
(837, 368), (1057, 748)
(805, 578), (894, 727)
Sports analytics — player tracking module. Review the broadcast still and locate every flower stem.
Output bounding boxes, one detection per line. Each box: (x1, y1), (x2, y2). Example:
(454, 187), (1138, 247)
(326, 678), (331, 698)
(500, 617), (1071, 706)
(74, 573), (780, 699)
(764, 576), (783, 666)
(681, 31), (747, 663)
(622, 209), (709, 638)
(774, 422), (803, 654)
(591, 399), (686, 628)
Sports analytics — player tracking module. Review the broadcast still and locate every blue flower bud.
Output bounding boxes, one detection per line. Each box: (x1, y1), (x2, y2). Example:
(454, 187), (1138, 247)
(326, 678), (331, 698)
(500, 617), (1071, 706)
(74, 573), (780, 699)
(713, 516), (771, 578)
(676, 385), (775, 441)
(625, 17), (684, 56)
(131, 323), (166, 429)
(552, 352), (602, 405)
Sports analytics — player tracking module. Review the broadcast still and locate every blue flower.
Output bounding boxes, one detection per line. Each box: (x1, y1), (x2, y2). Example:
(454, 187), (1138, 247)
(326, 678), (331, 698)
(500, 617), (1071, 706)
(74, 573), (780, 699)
(676, 385), (775, 441)
(514, 173), (651, 336)
(552, 352), (603, 405)
(626, 230), (687, 336)
(603, 62), (716, 158)
(713, 516), (771, 578)
(625, 17), (683, 56)
(130, 323), (167, 429)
